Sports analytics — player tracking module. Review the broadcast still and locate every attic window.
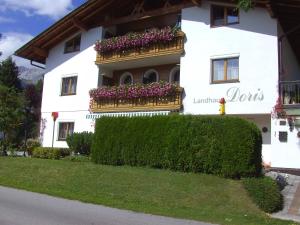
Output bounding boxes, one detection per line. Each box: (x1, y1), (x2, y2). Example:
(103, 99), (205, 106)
(211, 5), (239, 27)
(64, 34), (81, 54)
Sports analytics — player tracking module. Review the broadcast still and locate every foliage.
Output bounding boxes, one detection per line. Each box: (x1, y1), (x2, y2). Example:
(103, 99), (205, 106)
(89, 81), (179, 100)
(0, 85), (25, 154)
(0, 33), (2, 57)
(32, 147), (70, 160)
(272, 97), (286, 118)
(92, 115), (262, 178)
(62, 155), (91, 162)
(26, 139), (41, 156)
(66, 132), (93, 155)
(95, 26), (179, 54)
(0, 158), (296, 225)
(0, 57), (22, 90)
(243, 177), (283, 213)
(22, 80), (43, 139)
(238, 0), (253, 11)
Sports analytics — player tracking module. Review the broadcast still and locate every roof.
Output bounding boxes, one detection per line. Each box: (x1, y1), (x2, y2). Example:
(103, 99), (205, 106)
(14, 0), (300, 64)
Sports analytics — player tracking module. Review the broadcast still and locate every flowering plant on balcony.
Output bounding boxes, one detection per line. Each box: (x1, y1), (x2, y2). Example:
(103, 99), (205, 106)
(272, 97), (286, 118)
(89, 82), (180, 101)
(94, 26), (180, 54)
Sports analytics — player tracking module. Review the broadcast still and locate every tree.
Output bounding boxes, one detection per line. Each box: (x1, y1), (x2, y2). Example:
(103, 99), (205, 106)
(0, 33), (2, 57)
(0, 85), (25, 155)
(0, 57), (25, 155)
(0, 57), (22, 90)
(22, 80), (43, 139)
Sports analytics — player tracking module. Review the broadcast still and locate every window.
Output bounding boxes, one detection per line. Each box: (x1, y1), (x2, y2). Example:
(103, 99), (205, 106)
(143, 69), (159, 84)
(211, 5), (239, 27)
(212, 58), (239, 83)
(279, 131), (288, 143)
(64, 34), (81, 53)
(169, 66), (180, 84)
(120, 72), (133, 85)
(58, 122), (74, 141)
(61, 76), (77, 96)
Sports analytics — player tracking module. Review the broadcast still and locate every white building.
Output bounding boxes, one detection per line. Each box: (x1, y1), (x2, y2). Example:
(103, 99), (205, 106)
(16, 0), (300, 169)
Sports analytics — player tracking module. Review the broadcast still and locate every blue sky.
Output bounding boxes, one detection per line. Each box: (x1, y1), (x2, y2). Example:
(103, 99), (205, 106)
(0, 0), (86, 66)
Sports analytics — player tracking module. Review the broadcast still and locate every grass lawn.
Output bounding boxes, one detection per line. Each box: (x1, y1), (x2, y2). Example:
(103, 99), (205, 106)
(0, 157), (297, 225)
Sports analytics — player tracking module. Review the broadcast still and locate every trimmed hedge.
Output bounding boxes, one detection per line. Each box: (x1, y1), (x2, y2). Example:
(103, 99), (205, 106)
(32, 147), (71, 160)
(66, 132), (93, 155)
(243, 177), (283, 213)
(91, 115), (262, 178)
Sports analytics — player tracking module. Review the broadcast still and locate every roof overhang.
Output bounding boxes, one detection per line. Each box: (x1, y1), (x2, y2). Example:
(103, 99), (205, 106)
(14, 0), (300, 64)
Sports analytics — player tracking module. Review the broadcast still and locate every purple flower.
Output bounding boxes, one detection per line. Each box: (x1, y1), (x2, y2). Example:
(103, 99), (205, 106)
(94, 26), (180, 54)
(89, 82), (179, 101)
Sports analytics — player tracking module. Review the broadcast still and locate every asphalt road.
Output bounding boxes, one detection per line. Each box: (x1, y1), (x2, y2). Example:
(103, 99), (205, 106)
(0, 186), (214, 225)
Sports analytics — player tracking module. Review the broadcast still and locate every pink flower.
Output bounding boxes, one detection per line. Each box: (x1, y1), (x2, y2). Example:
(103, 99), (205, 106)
(94, 26), (180, 54)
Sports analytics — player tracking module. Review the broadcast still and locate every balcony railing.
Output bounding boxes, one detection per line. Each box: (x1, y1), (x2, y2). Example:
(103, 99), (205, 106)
(280, 81), (300, 105)
(90, 88), (183, 113)
(95, 31), (185, 65)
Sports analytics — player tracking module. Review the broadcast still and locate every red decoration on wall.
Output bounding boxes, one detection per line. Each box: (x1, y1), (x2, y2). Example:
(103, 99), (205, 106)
(51, 112), (59, 121)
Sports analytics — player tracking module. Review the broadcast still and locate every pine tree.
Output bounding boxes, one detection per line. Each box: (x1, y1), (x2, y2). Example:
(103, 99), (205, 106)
(0, 57), (22, 90)
(0, 85), (25, 155)
(0, 33), (2, 57)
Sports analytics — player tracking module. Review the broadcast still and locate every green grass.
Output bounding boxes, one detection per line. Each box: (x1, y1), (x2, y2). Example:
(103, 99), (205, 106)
(0, 157), (297, 225)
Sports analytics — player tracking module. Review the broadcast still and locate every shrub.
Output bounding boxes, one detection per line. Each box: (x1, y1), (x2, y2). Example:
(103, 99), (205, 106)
(66, 132), (93, 155)
(62, 155), (91, 162)
(91, 115), (262, 178)
(26, 139), (41, 156)
(32, 147), (71, 160)
(243, 177), (283, 213)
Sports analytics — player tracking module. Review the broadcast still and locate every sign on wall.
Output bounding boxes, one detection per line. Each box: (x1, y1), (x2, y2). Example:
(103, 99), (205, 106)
(193, 87), (264, 104)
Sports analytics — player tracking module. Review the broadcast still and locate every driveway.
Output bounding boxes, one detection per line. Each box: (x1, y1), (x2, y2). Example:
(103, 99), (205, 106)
(0, 186), (214, 225)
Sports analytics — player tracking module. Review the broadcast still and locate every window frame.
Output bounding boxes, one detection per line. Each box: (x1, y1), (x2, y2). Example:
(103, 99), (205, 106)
(61, 76), (78, 96)
(142, 69), (159, 84)
(64, 34), (81, 54)
(120, 72), (134, 85)
(211, 4), (239, 27)
(58, 122), (75, 141)
(211, 57), (239, 84)
(169, 66), (180, 84)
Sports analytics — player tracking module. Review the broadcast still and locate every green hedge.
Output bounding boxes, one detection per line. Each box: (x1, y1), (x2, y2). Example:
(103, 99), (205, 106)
(243, 177), (283, 213)
(66, 132), (93, 155)
(32, 147), (71, 160)
(91, 115), (262, 178)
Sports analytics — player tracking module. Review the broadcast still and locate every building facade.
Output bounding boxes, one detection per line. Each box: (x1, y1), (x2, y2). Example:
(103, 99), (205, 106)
(16, 0), (300, 169)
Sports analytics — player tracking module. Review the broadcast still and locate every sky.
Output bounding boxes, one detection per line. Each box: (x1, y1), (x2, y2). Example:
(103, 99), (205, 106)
(0, 0), (86, 67)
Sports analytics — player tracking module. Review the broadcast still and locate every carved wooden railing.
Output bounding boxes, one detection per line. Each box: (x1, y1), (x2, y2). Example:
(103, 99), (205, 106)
(95, 32), (185, 65)
(90, 88), (183, 113)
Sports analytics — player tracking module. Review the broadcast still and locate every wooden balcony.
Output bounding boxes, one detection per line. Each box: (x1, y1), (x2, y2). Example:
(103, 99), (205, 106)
(280, 81), (300, 115)
(90, 88), (183, 113)
(95, 32), (185, 65)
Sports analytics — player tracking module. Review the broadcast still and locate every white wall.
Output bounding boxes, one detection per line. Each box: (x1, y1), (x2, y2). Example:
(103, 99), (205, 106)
(41, 27), (102, 147)
(278, 24), (300, 81)
(271, 117), (300, 168)
(180, 3), (279, 115)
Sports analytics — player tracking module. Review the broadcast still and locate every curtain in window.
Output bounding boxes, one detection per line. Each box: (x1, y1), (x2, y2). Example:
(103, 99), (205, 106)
(59, 123), (74, 140)
(227, 58), (239, 80)
(70, 77), (77, 94)
(62, 78), (69, 95)
(213, 60), (224, 81)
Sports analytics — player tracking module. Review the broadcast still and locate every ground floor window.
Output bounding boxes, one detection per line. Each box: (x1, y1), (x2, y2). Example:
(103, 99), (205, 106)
(58, 122), (74, 140)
